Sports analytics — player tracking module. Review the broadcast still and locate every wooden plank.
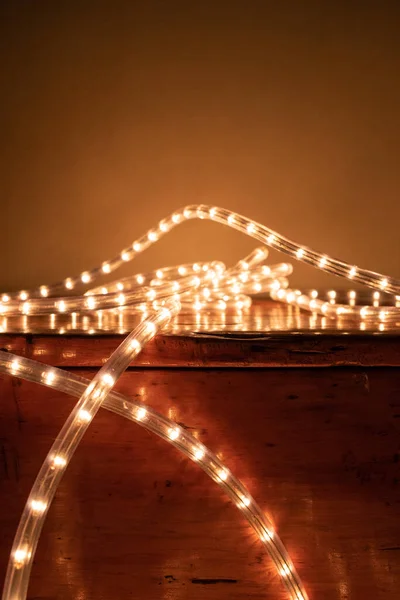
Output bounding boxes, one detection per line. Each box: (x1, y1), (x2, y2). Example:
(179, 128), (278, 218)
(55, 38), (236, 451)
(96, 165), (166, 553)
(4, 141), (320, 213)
(1, 331), (400, 367)
(1, 300), (400, 367)
(0, 368), (399, 599)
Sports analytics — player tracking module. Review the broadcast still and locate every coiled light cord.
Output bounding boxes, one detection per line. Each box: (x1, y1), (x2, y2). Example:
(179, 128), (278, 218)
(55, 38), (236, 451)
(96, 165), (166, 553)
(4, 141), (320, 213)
(0, 350), (306, 600)
(1, 204), (399, 600)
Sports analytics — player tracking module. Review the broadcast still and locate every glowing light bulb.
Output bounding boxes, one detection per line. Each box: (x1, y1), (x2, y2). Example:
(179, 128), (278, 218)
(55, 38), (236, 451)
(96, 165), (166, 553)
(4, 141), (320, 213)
(40, 286), (48, 297)
(156, 270), (163, 279)
(271, 280), (281, 291)
(78, 409), (92, 423)
(193, 447), (205, 461)
(247, 223), (255, 234)
(148, 231), (158, 242)
(52, 455), (66, 468)
(121, 251), (130, 261)
(218, 469), (228, 481)
(296, 248), (305, 259)
(146, 289), (156, 301)
(57, 301), (66, 312)
(102, 373), (115, 387)
(136, 406), (147, 421)
(310, 290), (318, 299)
(349, 266), (357, 278)
(19, 291), (28, 301)
(192, 276), (201, 287)
(86, 297), (96, 310)
(117, 293), (125, 306)
(102, 263), (111, 273)
(380, 278), (388, 289)
(168, 427), (180, 440)
(130, 338), (141, 352)
(260, 528), (274, 541)
(172, 213), (181, 223)
(11, 359), (20, 374)
(178, 266), (187, 276)
(280, 564), (291, 577)
(319, 257), (327, 268)
(145, 321), (157, 335)
(44, 370), (55, 385)
(133, 242), (142, 252)
(81, 272), (91, 284)
(160, 307), (171, 320)
(13, 547), (31, 567)
(1, 294), (10, 302)
(136, 274), (145, 285)
(232, 283), (241, 294)
(65, 278), (74, 289)
(30, 499), (47, 514)
(159, 220), (170, 232)
(22, 302), (31, 314)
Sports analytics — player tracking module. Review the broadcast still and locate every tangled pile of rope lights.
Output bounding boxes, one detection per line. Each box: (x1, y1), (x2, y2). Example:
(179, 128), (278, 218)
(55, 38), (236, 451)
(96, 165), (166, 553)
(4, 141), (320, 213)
(1, 204), (399, 600)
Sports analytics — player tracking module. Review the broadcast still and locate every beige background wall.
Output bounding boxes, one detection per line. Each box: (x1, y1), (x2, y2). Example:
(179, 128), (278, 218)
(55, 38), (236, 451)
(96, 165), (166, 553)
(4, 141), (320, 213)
(1, 1), (399, 293)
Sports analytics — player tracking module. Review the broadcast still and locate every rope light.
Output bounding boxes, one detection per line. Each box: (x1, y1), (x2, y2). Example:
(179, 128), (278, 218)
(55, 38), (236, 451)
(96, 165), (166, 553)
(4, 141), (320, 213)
(1, 204), (399, 600)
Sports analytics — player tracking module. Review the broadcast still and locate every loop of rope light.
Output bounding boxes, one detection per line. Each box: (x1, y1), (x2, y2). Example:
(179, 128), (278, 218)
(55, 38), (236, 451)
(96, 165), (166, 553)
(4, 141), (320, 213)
(1, 204), (399, 600)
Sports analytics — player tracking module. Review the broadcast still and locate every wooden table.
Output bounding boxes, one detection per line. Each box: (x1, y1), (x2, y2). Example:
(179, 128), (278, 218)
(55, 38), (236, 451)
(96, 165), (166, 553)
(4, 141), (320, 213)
(0, 300), (399, 599)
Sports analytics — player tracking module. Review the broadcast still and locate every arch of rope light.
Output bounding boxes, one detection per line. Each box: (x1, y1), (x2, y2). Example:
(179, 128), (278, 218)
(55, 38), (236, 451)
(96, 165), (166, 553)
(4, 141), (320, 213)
(1, 204), (400, 600)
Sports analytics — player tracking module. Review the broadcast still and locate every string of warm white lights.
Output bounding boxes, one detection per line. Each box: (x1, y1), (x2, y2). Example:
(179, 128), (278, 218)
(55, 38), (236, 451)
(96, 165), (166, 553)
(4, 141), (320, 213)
(0, 350), (306, 600)
(2, 300), (181, 600)
(1, 204), (399, 600)
(2, 204), (399, 301)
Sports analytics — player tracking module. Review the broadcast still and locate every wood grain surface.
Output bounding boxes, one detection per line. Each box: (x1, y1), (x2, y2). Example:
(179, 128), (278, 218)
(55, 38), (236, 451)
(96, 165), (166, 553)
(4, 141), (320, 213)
(1, 367), (399, 599)
(1, 299), (400, 367)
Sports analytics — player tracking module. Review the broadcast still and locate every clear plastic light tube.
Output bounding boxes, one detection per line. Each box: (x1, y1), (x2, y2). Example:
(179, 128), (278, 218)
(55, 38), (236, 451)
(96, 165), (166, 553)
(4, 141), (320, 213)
(0, 274), (207, 317)
(87, 261), (226, 296)
(0, 350), (307, 600)
(1, 299), (180, 600)
(271, 288), (400, 324)
(2, 203), (400, 600)
(3, 204), (398, 301)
